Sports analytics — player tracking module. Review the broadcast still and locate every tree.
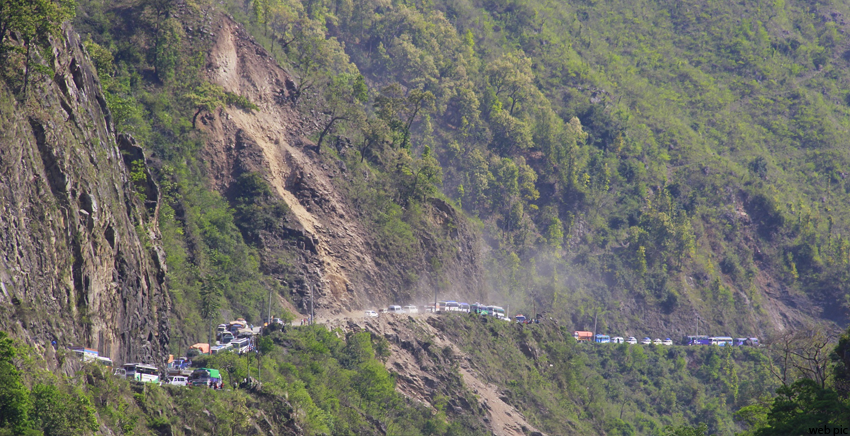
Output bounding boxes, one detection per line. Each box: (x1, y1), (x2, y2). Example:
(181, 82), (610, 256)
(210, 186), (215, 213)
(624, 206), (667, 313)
(766, 328), (838, 389)
(662, 423), (708, 436)
(357, 116), (391, 162)
(485, 52), (534, 116)
(139, 0), (178, 82)
(375, 83), (435, 149)
(0, 0), (75, 96)
(833, 324), (850, 398)
(315, 73), (367, 150)
(185, 83), (258, 129)
(185, 82), (226, 129)
(398, 145), (442, 203)
(0, 331), (30, 433)
(754, 379), (850, 436)
(255, 335), (274, 384)
(200, 275), (224, 343)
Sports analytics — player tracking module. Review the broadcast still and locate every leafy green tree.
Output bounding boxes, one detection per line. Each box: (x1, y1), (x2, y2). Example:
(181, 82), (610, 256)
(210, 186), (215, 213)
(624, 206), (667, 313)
(832, 325), (850, 398)
(185, 82), (258, 128)
(315, 73), (367, 149)
(357, 116), (391, 162)
(0, 0), (74, 95)
(485, 52), (534, 116)
(139, 0), (177, 82)
(375, 83), (435, 150)
(200, 275), (224, 343)
(754, 379), (850, 436)
(398, 145), (442, 203)
(0, 332), (29, 434)
(185, 82), (226, 129)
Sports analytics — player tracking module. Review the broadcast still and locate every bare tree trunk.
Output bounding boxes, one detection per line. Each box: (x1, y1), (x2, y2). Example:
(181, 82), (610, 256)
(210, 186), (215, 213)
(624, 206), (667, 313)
(317, 116), (345, 150)
(22, 41), (31, 98)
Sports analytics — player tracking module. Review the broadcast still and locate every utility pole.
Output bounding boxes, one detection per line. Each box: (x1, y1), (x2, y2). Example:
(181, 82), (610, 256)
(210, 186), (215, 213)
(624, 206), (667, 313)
(593, 309), (598, 340)
(310, 284), (314, 325)
(267, 287), (273, 325)
(434, 286), (437, 313)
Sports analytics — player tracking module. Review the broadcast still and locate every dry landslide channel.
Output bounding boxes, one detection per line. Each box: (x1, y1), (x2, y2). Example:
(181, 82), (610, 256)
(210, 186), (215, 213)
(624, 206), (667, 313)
(326, 314), (545, 436)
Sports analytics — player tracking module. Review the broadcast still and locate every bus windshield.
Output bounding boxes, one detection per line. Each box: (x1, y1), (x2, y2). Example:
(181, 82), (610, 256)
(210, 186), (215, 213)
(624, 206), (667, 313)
(137, 366), (158, 375)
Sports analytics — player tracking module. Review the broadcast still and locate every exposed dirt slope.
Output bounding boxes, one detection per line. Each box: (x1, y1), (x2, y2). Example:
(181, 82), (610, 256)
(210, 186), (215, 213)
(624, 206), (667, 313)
(196, 14), (486, 315)
(328, 314), (546, 436)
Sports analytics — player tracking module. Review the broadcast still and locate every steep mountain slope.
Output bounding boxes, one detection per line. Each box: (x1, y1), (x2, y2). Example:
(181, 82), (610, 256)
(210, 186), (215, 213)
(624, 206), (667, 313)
(196, 14), (487, 314)
(213, 0), (850, 339)
(0, 26), (170, 364)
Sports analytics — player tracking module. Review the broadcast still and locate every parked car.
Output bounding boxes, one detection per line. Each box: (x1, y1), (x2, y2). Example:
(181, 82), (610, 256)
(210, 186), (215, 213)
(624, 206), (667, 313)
(662, 338), (673, 346)
(403, 305), (419, 314)
(612, 337), (625, 344)
(388, 305), (404, 314)
(627, 337), (638, 345)
(166, 376), (188, 386)
(653, 338), (663, 345)
(641, 337), (652, 345)
(365, 310), (378, 317)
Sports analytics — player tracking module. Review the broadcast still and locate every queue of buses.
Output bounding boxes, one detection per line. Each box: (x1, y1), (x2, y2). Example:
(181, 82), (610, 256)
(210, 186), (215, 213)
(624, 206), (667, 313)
(382, 301), (511, 320)
(572, 332), (759, 347)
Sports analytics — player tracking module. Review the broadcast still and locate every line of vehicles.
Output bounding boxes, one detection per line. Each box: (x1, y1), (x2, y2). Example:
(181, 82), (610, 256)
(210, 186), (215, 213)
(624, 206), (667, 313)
(572, 332), (760, 347)
(367, 302), (513, 321)
(87, 318), (265, 387)
(73, 313), (763, 390)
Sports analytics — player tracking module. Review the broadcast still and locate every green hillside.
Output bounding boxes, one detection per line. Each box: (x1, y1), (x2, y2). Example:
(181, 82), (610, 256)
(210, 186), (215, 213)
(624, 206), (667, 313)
(2, 0), (850, 433)
(66, 0), (850, 341)
(212, 0), (850, 333)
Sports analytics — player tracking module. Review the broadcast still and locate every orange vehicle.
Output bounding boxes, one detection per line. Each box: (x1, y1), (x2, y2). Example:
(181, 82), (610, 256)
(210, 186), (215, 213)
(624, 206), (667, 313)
(573, 331), (593, 342)
(187, 343), (210, 357)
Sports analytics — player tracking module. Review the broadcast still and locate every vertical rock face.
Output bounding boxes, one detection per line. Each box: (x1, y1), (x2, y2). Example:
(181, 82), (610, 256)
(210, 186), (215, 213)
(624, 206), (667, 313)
(0, 26), (170, 365)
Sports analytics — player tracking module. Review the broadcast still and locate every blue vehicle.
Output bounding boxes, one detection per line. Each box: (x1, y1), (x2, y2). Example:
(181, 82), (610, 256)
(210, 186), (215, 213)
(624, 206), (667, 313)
(595, 334), (610, 343)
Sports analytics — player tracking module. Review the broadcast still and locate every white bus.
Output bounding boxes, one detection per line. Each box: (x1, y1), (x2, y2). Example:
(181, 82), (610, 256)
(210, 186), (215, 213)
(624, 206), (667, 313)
(230, 338), (251, 354)
(490, 306), (506, 318)
(115, 363), (160, 384)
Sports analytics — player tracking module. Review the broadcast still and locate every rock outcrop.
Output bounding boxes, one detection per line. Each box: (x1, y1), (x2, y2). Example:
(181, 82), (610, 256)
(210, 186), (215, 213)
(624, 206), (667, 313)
(0, 25), (170, 365)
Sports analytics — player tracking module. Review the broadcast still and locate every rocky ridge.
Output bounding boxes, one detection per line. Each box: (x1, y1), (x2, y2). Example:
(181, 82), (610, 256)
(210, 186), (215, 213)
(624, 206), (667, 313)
(0, 25), (170, 365)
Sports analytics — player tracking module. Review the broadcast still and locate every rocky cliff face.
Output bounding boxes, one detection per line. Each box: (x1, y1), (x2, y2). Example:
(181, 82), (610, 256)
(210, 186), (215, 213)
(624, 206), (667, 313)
(0, 26), (170, 364)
